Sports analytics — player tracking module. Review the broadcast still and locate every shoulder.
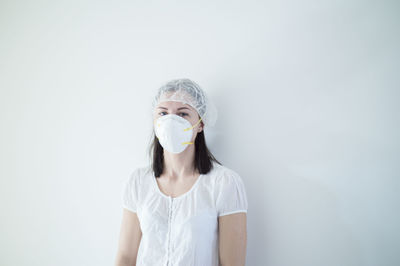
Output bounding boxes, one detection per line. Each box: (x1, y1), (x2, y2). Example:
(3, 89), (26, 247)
(211, 163), (243, 181)
(210, 163), (245, 187)
(123, 165), (153, 202)
(125, 164), (153, 186)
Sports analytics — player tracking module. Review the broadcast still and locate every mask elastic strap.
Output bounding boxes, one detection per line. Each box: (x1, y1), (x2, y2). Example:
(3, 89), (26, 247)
(182, 117), (202, 146)
(183, 117), (202, 132)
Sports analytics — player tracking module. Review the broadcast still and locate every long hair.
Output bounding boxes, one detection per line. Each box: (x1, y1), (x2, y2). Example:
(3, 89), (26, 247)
(148, 129), (222, 178)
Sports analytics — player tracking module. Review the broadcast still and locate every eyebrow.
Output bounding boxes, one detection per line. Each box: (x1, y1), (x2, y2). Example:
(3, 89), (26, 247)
(158, 107), (191, 111)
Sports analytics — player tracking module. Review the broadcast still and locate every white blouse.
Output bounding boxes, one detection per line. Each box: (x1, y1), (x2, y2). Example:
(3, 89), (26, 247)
(122, 161), (248, 266)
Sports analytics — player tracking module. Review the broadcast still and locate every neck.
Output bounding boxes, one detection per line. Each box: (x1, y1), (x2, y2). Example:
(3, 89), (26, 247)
(163, 144), (197, 180)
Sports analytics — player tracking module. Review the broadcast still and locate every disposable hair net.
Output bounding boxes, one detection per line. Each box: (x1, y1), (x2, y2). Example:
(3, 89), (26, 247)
(152, 78), (218, 127)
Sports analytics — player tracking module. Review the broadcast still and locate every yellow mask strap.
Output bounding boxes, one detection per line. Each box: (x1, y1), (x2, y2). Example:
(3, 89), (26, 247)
(182, 117), (202, 145)
(183, 117), (202, 132)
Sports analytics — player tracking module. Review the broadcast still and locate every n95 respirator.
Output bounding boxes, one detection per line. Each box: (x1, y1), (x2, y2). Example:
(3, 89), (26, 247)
(154, 114), (202, 154)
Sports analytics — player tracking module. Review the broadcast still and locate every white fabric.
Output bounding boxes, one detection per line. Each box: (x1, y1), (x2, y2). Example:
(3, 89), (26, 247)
(122, 162), (248, 266)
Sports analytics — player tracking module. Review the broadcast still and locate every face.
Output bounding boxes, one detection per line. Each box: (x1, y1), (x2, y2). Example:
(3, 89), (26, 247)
(154, 101), (204, 139)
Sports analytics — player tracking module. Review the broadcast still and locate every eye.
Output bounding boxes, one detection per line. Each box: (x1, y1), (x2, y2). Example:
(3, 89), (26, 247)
(178, 112), (188, 117)
(159, 111), (167, 116)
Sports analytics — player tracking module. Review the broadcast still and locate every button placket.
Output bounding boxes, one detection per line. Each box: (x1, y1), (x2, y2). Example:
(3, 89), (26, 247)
(166, 196), (173, 266)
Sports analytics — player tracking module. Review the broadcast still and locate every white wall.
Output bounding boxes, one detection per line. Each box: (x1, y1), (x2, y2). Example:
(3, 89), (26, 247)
(1, 0), (399, 265)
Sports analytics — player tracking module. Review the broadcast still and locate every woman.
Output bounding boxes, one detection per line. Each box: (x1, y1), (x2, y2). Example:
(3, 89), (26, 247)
(115, 79), (248, 266)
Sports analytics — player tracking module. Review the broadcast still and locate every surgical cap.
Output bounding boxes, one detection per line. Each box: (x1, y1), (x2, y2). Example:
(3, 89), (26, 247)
(152, 78), (218, 127)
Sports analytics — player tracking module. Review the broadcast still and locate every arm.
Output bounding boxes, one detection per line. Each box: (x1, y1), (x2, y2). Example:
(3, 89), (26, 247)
(114, 209), (142, 266)
(218, 212), (247, 266)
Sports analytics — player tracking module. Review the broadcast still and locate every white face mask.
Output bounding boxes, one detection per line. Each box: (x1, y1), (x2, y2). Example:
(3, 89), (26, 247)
(154, 114), (202, 154)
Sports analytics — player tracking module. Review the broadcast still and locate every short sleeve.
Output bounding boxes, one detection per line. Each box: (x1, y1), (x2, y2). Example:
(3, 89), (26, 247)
(122, 169), (140, 213)
(215, 170), (248, 217)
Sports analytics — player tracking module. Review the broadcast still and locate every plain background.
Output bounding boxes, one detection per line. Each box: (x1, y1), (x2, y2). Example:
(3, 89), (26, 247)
(1, 0), (399, 265)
